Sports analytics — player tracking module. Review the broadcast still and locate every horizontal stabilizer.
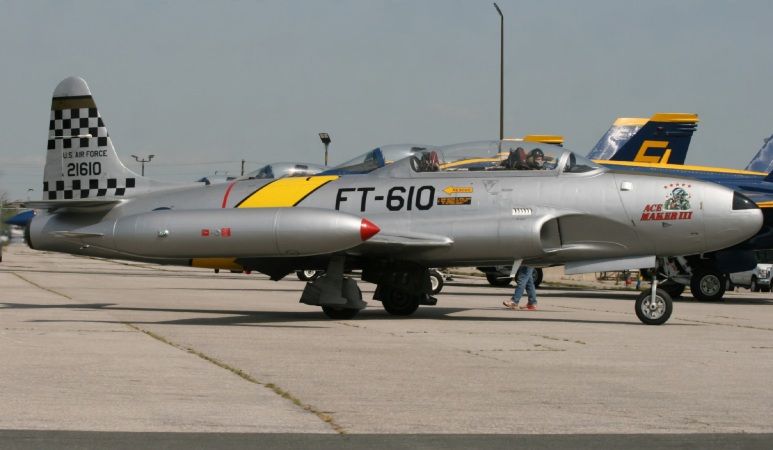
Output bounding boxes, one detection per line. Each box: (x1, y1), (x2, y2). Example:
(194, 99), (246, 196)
(23, 199), (124, 212)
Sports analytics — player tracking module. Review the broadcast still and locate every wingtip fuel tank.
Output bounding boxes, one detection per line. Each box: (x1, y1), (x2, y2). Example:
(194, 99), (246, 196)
(41, 207), (379, 259)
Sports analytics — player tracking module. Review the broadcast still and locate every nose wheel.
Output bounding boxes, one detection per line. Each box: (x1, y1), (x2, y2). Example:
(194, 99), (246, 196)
(635, 288), (673, 325)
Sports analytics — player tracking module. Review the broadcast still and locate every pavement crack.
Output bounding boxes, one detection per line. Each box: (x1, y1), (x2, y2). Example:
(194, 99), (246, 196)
(11, 273), (72, 299)
(124, 322), (348, 434)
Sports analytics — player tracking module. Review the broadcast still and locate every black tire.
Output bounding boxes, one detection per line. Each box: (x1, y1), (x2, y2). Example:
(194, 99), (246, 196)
(751, 277), (759, 292)
(725, 278), (734, 292)
(660, 280), (685, 299)
(532, 268), (543, 288)
(321, 306), (359, 320)
(690, 269), (726, 301)
(486, 273), (512, 287)
(429, 271), (444, 295)
(297, 270), (323, 281)
(380, 287), (420, 316)
(635, 289), (673, 325)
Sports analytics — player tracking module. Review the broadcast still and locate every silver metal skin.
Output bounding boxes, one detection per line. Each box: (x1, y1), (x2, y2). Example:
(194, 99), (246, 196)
(24, 77), (764, 323)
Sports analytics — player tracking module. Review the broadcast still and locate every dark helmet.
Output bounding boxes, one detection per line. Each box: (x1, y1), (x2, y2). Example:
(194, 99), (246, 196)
(527, 148), (545, 169)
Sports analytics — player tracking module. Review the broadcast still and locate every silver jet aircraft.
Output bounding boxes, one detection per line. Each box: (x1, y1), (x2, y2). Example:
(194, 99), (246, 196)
(25, 77), (763, 325)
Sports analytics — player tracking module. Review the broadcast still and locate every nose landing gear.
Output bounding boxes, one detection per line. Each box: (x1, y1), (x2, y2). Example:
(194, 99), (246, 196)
(635, 260), (674, 325)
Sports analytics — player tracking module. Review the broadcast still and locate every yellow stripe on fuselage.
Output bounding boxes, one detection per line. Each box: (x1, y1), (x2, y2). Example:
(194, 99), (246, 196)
(237, 176), (340, 208)
(190, 176), (340, 271)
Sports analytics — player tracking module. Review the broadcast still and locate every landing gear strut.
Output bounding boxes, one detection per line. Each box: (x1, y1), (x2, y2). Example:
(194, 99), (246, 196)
(300, 255), (366, 319)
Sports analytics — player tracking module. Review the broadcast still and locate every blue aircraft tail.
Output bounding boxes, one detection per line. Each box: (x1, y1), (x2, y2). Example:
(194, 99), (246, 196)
(745, 133), (773, 176)
(586, 113), (699, 164)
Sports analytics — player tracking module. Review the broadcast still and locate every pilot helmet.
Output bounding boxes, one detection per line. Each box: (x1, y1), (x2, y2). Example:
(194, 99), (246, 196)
(672, 187), (687, 199)
(527, 148), (545, 169)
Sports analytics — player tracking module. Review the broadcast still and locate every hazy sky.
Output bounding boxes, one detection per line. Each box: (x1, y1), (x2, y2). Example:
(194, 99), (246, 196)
(1, 0), (772, 201)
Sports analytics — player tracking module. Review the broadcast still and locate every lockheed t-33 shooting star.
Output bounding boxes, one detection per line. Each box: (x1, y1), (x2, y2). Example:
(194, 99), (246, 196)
(23, 77), (763, 325)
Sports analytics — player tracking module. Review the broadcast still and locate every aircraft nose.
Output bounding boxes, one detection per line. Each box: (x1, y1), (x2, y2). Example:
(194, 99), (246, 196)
(705, 189), (763, 252)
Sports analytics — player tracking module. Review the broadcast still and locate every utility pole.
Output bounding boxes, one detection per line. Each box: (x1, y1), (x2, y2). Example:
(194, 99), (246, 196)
(319, 133), (331, 166)
(130, 154), (154, 176)
(494, 3), (504, 140)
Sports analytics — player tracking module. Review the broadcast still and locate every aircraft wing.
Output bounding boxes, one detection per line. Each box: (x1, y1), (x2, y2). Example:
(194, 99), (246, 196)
(23, 199), (124, 212)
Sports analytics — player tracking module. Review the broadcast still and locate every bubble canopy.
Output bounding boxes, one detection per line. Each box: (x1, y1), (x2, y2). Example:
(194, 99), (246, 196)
(335, 141), (603, 175)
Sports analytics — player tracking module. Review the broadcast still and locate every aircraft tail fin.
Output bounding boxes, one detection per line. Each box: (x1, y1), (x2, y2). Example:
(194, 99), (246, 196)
(44, 77), (156, 200)
(744, 133), (773, 174)
(587, 113), (699, 164)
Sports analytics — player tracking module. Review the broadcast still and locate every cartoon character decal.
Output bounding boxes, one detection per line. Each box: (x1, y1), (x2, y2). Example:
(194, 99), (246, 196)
(664, 187), (691, 211)
(640, 183), (693, 221)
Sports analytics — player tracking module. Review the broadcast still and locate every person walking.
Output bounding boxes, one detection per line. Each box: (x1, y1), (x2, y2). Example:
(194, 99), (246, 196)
(503, 266), (538, 310)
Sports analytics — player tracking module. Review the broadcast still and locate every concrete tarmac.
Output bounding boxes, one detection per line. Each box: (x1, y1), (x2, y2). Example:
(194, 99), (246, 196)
(1, 244), (772, 448)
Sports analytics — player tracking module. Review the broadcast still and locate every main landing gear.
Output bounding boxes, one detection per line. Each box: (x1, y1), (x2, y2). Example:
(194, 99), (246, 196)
(299, 257), (436, 319)
(299, 255), (366, 319)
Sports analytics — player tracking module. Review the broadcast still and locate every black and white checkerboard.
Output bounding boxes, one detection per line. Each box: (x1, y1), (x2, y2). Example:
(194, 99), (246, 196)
(43, 177), (136, 200)
(45, 105), (136, 200)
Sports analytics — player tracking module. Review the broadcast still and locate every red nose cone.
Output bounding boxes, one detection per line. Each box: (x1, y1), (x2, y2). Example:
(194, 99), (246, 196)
(360, 219), (380, 241)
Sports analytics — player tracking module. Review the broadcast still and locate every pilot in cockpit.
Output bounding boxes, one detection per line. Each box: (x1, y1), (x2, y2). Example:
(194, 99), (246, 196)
(526, 148), (545, 169)
(501, 147), (552, 170)
(527, 148), (557, 170)
(414, 151), (440, 172)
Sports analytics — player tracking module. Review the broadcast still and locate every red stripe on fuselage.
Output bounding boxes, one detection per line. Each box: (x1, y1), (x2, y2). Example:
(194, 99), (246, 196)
(222, 181), (238, 208)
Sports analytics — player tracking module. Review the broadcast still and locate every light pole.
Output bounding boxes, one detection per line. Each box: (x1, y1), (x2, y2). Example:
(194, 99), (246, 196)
(130, 154), (154, 176)
(494, 3), (504, 140)
(319, 133), (331, 166)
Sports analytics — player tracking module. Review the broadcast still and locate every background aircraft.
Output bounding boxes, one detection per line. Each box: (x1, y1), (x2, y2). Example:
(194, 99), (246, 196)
(744, 133), (773, 173)
(590, 114), (773, 301)
(241, 162), (328, 180)
(23, 77), (764, 325)
(4, 209), (35, 227)
(587, 113), (699, 164)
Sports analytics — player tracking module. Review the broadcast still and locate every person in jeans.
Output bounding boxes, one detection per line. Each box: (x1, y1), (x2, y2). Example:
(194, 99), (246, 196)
(503, 266), (538, 310)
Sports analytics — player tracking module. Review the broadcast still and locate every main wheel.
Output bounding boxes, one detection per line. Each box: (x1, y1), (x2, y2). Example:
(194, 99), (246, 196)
(297, 270), (323, 281)
(690, 269), (726, 301)
(635, 289), (673, 325)
(532, 268), (543, 288)
(429, 270), (444, 295)
(380, 286), (420, 316)
(321, 306), (359, 320)
(750, 277), (759, 292)
(486, 273), (512, 287)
